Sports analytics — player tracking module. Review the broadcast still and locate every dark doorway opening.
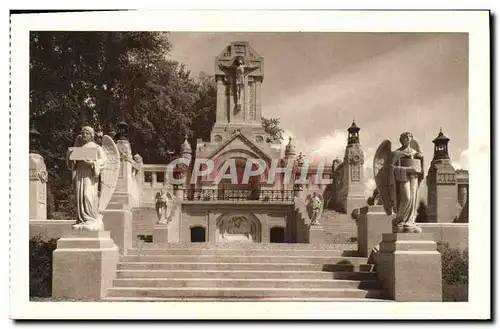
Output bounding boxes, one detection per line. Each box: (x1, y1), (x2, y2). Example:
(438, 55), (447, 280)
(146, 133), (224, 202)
(190, 226), (206, 242)
(270, 227), (285, 243)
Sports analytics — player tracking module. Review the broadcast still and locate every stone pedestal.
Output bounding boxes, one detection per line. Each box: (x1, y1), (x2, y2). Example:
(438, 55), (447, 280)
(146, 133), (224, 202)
(102, 207), (132, 254)
(52, 230), (119, 299)
(376, 233), (442, 301)
(308, 225), (325, 244)
(356, 205), (392, 257)
(29, 153), (47, 220)
(153, 224), (169, 243)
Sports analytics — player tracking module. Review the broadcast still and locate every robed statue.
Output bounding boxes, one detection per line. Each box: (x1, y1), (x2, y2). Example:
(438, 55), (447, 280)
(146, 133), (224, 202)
(306, 192), (324, 226)
(155, 190), (174, 224)
(66, 126), (120, 231)
(374, 131), (424, 233)
(218, 55), (258, 105)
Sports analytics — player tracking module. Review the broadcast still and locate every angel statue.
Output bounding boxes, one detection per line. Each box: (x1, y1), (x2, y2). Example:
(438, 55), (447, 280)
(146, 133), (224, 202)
(219, 55), (258, 105)
(306, 192), (324, 226)
(373, 131), (424, 233)
(155, 190), (174, 225)
(66, 126), (120, 231)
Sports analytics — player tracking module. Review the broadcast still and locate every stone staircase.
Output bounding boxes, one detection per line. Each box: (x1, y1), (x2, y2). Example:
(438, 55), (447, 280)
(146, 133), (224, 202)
(320, 210), (358, 244)
(103, 243), (386, 301)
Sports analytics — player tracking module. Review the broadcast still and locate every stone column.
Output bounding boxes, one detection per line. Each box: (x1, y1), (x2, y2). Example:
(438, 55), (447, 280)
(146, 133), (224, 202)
(356, 205), (392, 257)
(29, 153), (47, 221)
(167, 198), (182, 242)
(255, 80), (262, 122)
(52, 230), (119, 299)
(376, 233), (442, 301)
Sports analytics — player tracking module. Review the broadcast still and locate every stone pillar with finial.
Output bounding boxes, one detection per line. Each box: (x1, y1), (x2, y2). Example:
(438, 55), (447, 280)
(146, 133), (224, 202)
(29, 121), (47, 221)
(343, 120), (365, 214)
(101, 120), (137, 254)
(426, 128), (458, 223)
(283, 136), (297, 191)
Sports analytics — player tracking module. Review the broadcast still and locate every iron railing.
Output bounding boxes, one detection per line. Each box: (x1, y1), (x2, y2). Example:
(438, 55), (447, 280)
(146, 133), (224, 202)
(182, 188), (295, 202)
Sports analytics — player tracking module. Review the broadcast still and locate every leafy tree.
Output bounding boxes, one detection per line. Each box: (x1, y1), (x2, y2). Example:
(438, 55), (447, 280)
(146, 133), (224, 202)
(261, 117), (284, 143)
(30, 32), (216, 215)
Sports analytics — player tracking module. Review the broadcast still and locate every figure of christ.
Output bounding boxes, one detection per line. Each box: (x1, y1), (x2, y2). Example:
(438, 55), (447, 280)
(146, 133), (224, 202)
(219, 56), (258, 106)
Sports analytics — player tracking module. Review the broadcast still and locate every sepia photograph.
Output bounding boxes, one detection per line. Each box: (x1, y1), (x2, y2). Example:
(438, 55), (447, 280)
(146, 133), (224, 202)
(10, 10), (490, 320)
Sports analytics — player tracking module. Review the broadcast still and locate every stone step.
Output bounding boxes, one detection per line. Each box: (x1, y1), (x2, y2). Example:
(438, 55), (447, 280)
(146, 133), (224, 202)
(119, 255), (368, 265)
(105, 287), (384, 299)
(102, 296), (390, 302)
(126, 248), (360, 257)
(118, 262), (374, 272)
(112, 278), (380, 289)
(132, 242), (357, 250)
(116, 269), (378, 280)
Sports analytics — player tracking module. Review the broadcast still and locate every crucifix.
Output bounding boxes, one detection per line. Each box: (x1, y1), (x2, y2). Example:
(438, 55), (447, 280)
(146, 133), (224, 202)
(218, 55), (258, 107)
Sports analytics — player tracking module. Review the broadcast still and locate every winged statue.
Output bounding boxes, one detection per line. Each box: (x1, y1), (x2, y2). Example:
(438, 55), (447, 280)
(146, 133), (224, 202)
(66, 126), (120, 231)
(155, 190), (174, 225)
(306, 192), (324, 226)
(373, 131), (424, 233)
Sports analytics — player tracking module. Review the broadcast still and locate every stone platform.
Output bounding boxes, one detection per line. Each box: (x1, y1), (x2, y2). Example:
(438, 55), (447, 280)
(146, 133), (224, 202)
(103, 243), (383, 301)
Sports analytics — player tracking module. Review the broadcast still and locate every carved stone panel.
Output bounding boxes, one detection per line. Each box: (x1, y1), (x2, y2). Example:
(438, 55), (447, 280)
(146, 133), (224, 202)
(347, 146), (364, 165)
(437, 173), (457, 185)
(351, 165), (361, 182)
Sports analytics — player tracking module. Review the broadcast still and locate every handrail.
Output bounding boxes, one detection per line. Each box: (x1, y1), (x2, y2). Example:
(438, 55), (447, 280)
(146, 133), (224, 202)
(182, 188), (294, 202)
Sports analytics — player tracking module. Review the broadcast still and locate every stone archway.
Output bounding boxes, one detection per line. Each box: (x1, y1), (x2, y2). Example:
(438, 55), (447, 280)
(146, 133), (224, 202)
(216, 212), (262, 243)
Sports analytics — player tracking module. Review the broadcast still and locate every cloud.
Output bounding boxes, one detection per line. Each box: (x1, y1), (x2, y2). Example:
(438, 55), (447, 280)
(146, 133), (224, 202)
(452, 148), (470, 170)
(307, 129), (348, 162)
(364, 178), (376, 199)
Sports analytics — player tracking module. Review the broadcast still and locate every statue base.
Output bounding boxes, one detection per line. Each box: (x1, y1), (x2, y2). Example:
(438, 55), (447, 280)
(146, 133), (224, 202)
(356, 206), (392, 257)
(376, 233), (442, 301)
(52, 230), (119, 300)
(153, 224), (169, 243)
(308, 225), (325, 244)
(102, 207), (133, 254)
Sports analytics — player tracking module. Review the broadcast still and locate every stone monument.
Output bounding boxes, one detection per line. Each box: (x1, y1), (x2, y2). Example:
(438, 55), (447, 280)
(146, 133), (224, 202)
(29, 153), (47, 221)
(52, 126), (120, 299)
(29, 122), (47, 221)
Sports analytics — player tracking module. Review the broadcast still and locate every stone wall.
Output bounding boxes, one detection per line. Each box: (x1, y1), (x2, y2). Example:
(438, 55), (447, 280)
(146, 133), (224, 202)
(180, 203), (294, 243)
(331, 161), (347, 212)
(132, 207), (157, 241)
(419, 223), (468, 251)
(29, 220), (74, 241)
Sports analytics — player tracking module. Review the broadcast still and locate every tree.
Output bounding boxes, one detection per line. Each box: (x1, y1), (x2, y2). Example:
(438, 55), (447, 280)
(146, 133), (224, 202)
(30, 32), (216, 215)
(261, 117), (284, 143)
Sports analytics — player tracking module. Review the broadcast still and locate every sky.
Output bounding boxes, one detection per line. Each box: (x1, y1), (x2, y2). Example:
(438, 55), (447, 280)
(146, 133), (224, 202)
(166, 32), (469, 196)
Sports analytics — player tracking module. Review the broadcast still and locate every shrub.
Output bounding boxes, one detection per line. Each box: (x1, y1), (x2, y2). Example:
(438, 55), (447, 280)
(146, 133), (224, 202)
(29, 235), (57, 297)
(437, 242), (468, 301)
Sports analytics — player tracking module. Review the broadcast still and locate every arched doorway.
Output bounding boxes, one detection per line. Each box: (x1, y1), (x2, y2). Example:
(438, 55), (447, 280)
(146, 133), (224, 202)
(216, 213), (261, 243)
(190, 226), (206, 242)
(270, 227), (285, 243)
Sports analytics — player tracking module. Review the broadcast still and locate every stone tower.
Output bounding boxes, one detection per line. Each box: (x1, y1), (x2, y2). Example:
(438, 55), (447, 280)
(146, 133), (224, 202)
(343, 121), (365, 214)
(211, 41), (268, 144)
(426, 129), (458, 223)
